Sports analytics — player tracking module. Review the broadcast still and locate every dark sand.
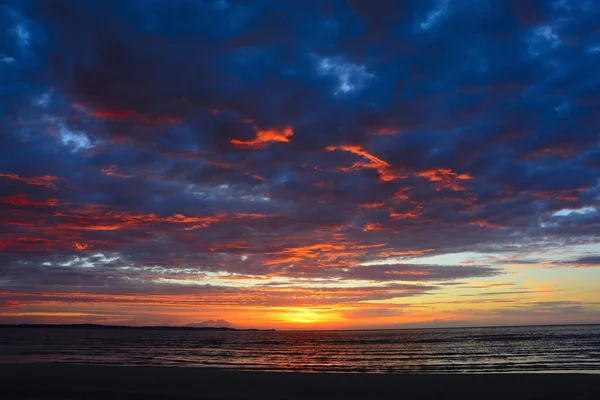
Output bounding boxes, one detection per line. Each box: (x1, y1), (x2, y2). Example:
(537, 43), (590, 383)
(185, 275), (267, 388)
(1, 363), (598, 400)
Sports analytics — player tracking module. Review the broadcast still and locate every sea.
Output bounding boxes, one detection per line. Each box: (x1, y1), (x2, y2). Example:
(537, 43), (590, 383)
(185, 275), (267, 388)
(1, 324), (599, 374)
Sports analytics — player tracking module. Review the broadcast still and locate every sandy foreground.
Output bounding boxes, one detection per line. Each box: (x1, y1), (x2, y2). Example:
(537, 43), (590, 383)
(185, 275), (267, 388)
(1, 363), (598, 399)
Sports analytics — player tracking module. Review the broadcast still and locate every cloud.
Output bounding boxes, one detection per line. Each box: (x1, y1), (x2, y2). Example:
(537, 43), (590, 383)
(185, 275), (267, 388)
(316, 56), (374, 94)
(560, 256), (600, 268)
(323, 263), (501, 282)
(415, 169), (473, 192)
(101, 165), (132, 179)
(0, 0), (599, 326)
(326, 144), (404, 181)
(230, 126), (293, 149)
(0, 173), (63, 189)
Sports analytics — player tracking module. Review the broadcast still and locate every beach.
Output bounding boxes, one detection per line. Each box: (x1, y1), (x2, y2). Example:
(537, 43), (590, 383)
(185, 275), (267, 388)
(1, 363), (599, 400)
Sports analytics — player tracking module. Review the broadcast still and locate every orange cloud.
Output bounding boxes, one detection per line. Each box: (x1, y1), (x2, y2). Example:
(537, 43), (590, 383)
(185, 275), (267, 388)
(416, 168), (472, 191)
(49, 209), (270, 232)
(0, 173), (63, 189)
(363, 222), (384, 232)
(0, 198), (275, 243)
(72, 241), (90, 250)
(360, 202), (385, 209)
(264, 243), (346, 265)
(389, 206), (422, 219)
(264, 242), (386, 267)
(326, 145), (404, 182)
(53, 210), (228, 232)
(379, 248), (435, 257)
(230, 126), (293, 149)
(208, 242), (249, 252)
(392, 187), (413, 203)
(327, 144), (388, 168)
(101, 165), (132, 179)
(246, 173), (267, 181)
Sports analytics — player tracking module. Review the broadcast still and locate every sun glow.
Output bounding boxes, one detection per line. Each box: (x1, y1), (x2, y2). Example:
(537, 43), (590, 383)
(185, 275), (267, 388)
(277, 308), (345, 325)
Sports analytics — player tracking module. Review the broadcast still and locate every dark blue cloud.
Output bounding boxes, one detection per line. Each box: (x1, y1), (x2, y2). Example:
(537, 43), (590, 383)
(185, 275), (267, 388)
(0, 0), (599, 301)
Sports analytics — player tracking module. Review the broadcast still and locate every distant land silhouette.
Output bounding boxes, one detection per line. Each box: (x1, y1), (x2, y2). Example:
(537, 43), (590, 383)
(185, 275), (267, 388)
(0, 323), (275, 331)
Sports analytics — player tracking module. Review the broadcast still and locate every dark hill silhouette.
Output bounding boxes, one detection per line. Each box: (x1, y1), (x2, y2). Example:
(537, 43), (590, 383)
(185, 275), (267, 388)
(0, 323), (274, 331)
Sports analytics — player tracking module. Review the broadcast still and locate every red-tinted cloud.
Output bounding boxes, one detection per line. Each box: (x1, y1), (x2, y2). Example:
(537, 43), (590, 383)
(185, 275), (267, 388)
(101, 165), (132, 179)
(533, 188), (588, 202)
(469, 220), (504, 229)
(360, 202), (385, 209)
(88, 109), (181, 125)
(0, 173), (63, 190)
(389, 206), (422, 219)
(416, 169), (472, 191)
(326, 145), (405, 182)
(231, 126), (293, 149)
(0, 194), (59, 207)
(363, 222), (384, 231)
(371, 127), (400, 135)
(72, 241), (90, 250)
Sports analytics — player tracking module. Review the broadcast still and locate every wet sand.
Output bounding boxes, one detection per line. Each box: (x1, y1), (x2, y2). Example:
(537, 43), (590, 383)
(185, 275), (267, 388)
(1, 363), (598, 399)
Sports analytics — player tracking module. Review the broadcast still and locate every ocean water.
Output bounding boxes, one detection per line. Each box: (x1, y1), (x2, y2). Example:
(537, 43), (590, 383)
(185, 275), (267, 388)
(1, 325), (599, 374)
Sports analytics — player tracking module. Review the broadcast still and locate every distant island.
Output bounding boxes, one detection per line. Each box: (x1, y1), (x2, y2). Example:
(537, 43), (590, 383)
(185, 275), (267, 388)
(0, 323), (275, 332)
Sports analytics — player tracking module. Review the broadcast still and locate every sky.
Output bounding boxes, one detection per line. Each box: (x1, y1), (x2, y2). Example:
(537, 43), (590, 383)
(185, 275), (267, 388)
(1, 0), (599, 330)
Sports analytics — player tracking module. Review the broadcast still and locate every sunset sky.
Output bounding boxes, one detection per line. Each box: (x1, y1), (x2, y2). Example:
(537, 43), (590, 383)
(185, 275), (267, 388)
(1, 0), (599, 330)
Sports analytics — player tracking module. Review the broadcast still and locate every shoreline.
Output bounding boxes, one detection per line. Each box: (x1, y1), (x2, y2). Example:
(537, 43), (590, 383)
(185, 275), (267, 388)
(2, 363), (599, 399)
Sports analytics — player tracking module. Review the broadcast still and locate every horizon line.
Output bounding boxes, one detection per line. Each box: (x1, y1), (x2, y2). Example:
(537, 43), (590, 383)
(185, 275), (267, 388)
(2, 321), (599, 332)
